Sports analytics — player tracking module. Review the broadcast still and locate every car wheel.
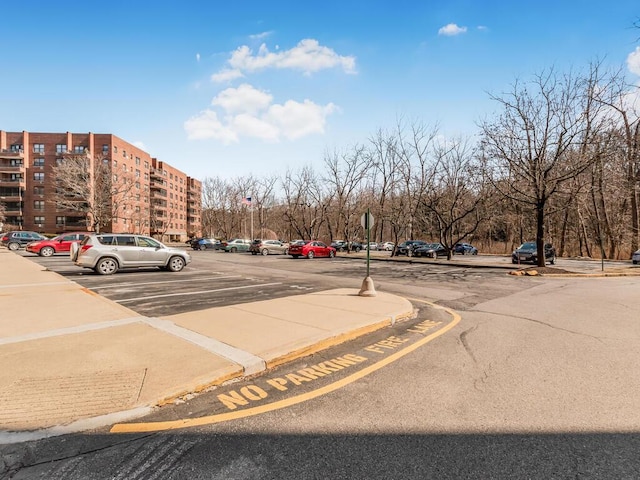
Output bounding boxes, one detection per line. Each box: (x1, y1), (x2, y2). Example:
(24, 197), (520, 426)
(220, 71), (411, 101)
(329, 250), (335, 258)
(8, 242), (20, 251)
(292, 255), (299, 259)
(261, 248), (269, 256)
(40, 246), (55, 257)
(633, 260), (638, 265)
(307, 251), (315, 259)
(231, 247), (237, 253)
(549, 256), (555, 265)
(473, 250), (478, 255)
(95, 257), (118, 275)
(167, 256), (186, 272)
(199, 244), (206, 250)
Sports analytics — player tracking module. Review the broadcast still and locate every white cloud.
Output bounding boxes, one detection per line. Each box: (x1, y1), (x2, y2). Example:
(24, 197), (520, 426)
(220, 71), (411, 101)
(184, 83), (337, 144)
(627, 46), (640, 76)
(438, 23), (468, 36)
(184, 110), (238, 144)
(211, 68), (244, 83)
(210, 38), (356, 82)
(212, 84), (273, 115)
(266, 100), (337, 140)
(249, 31), (273, 41)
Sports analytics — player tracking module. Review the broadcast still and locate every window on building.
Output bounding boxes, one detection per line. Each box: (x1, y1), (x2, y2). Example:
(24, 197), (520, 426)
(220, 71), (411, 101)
(73, 145), (85, 153)
(122, 150), (126, 158)
(33, 157), (45, 167)
(33, 144), (45, 154)
(136, 194), (140, 201)
(10, 144), (23, 152)
(34, 186), (44, 195)
(135, 182), (140, 189)
(56, 216), (65, 226)
(34, 172), (45, 182)
(55, 157), (64, 166)
(34, 216), (45, 225)
(135, 157), (140, 165)
(102, 144), (109, 154)
(114, 146), (117, 153)
(113, 160), (117, 168)
(135, 206), (140, 212)
(144, 173), (148, 181)
(144, 161), (149, 169)
(113, 174), (118, 183)
(56, 144), (67, 154)
(135, 170), (140, 178)
(34, 200), (45, 210)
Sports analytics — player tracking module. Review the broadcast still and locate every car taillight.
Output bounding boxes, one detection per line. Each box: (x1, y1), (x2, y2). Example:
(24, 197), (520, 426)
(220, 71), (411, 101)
(81, 245), (92, 252)
(1, 236), (7, 242)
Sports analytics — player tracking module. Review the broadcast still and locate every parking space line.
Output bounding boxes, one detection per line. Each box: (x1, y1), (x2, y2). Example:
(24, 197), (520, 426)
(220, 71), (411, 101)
(89, 275), (241, 290)
(116, 283), (283, 303)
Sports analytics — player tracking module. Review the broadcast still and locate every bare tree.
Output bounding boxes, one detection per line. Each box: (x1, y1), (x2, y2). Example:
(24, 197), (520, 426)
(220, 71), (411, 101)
(323, 145), (369, 249)
(420, 137), (489, 259)
(53, 153), (137, 233)
(479, 68), (602, 266)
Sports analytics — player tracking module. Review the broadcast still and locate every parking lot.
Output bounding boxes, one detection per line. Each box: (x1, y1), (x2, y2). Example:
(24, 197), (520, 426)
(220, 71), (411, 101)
(17, 245), (639, 318)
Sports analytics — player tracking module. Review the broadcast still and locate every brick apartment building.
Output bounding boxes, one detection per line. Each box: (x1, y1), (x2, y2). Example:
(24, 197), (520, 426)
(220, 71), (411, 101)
(0, 131), (201, 242)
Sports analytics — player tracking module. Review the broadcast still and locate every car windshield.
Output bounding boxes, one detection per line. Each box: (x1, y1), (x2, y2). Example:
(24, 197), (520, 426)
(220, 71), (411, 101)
(518, 242), (536, 249)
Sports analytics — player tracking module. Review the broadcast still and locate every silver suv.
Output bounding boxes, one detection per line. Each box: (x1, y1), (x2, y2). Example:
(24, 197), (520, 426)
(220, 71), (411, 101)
(72, 234), (191, 275)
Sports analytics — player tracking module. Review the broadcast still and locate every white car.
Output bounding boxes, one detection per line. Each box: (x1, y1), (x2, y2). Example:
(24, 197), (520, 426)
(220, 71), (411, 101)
(382, 242), (395, 251)
(633, 249), (640, 265)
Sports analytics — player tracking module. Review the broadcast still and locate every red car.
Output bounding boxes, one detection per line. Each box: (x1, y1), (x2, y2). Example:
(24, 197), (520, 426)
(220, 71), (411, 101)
(25, 232), (91, 257)
(288, 240), (336, 259)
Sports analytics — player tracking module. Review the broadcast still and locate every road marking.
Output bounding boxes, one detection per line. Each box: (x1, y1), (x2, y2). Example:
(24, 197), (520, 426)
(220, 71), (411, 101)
(89, 275), (241, 290)
(115, 283), (283, 303)
(110, 299), (460, 433)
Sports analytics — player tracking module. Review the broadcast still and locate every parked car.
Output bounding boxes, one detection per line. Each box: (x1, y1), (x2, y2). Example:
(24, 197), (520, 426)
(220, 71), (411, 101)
(512, 242), (556, 265)
(221, 238), (252, 253)
(396, 240), (428, 256)
(330, 240), (363, 252)
(381, 242), (395, 251)
(367, 242), (379, 251)
(249, 239), (290, 255)
(454, 242), (478, 255)
(289, 240), (336, 259)
(632, 249), (640, 265)
(1, 231), (48, 251)
(72, 233), (191, 275)
(187, 238), (221, 250)
(25, 232), (90, 257)
(413, 243), (448, 258)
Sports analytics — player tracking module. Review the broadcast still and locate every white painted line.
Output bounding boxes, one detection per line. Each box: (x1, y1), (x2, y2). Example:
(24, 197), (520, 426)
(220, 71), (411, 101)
(116, 283), (282, 303)
(143, 317), (266, 375)
(0, 317), (143, 345)
(89, 275), (241, 290)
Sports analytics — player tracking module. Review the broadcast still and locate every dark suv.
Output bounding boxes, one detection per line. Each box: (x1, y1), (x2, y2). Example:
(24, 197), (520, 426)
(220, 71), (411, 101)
(1, 231), (48, 251)
(512, 242), (556, 265)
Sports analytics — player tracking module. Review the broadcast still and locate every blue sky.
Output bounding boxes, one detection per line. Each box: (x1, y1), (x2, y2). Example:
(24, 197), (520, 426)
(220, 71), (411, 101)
(1, 1), (638, 181)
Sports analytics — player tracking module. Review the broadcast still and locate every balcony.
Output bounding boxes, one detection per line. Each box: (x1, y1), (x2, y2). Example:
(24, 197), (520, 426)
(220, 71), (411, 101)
(0, 149), (24, 160)
(0, 177), (26, 187)
(151, 189), (167, 198)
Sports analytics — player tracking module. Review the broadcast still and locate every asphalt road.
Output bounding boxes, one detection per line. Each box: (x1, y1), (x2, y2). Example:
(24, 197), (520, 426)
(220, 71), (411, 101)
(7, 249), (640, 479)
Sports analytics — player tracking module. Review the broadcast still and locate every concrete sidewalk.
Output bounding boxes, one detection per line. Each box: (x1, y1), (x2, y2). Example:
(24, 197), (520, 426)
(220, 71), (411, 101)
(0, 249), (413, 442)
